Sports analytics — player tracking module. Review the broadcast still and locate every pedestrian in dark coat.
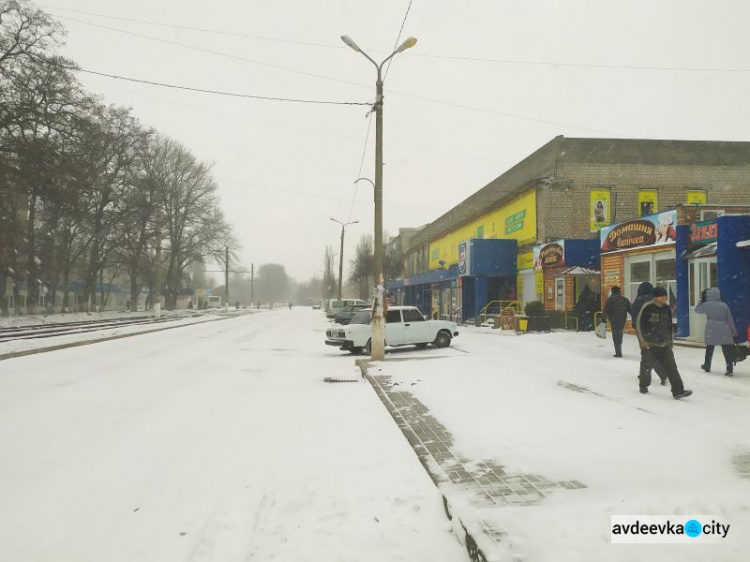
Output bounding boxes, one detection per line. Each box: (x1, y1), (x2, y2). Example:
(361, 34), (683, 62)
(696, 287), (738, 376)
(629, 281), (653, 334)
(629, 281), (666, 384)
(636, 286), (692, 399)
(602, 286), (631, 357)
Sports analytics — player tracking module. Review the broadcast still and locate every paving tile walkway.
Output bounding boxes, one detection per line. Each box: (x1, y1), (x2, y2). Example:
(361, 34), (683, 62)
(366, 372), (586, 561)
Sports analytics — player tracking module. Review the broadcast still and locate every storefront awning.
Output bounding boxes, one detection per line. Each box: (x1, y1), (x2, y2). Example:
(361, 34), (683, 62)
(738, 240), (750, 248)
(558, 266), (600, 276)
(681, 242), (717, 260)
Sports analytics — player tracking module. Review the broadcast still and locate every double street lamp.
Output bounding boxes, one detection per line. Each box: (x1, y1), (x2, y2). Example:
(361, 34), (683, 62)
(341, 34), (417, 360)
(330, 218), (358, 308)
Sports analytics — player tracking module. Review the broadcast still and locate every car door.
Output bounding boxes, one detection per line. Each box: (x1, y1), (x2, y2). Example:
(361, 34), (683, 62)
(384, 309), (406, 345)
(402, 308), (432, 344)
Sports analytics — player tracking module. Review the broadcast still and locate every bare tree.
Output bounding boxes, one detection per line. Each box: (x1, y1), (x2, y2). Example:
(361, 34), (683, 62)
(349, 235), (374, 301)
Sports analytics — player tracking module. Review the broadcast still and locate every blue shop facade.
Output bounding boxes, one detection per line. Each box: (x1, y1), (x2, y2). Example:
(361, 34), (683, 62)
(388, 237), (601, 323)
(599, 208), (750, 340)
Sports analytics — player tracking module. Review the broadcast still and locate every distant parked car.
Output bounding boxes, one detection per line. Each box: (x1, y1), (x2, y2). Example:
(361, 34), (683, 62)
(325, 306), (459, 355)
(326, 298), (369, 318)
(312, 301), (322, 310)
(334, 304), (369, 325)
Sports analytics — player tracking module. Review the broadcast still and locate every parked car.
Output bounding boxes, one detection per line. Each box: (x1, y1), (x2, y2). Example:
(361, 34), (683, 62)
(325, 298), (369, 318)
(334, 304), (370, 325)
(325, 306), (459, 355)
(312, 300), (322, 310)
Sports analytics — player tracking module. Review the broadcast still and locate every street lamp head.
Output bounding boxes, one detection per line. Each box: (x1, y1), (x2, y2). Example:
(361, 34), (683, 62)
(340, 35), (361, 53)
(396, 36), (417, 53)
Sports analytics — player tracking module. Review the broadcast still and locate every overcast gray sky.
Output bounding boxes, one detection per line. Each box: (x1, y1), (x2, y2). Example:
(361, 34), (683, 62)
(35, 0), (750, 282)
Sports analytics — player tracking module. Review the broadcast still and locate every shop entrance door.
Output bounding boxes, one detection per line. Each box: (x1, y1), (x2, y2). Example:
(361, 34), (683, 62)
(555, 278), (565, 310)
(688, 257), (718, 342)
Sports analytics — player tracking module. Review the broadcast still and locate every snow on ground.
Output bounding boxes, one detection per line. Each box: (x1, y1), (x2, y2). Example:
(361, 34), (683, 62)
(0, 310), (258, 355)
(0, 308), (465, 562)
(377, 326), (750, 561)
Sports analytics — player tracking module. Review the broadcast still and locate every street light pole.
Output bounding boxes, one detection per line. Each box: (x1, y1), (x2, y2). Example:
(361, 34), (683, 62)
(330, 218), (358, 308)
(342, 35), (417, 360)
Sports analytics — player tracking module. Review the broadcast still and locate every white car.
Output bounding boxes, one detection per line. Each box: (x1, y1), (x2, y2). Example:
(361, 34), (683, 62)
(325, 306), (459, 355)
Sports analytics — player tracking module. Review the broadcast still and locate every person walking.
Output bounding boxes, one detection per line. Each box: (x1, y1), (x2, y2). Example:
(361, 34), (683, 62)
(636, 286), (692, 398)
(602, 286), (631, 357)
(630, 281), (667, 385)
(695, 287), (738, 376)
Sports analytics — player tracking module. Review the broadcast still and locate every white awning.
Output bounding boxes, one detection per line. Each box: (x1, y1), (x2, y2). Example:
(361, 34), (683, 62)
(738, 240), (750, 248)
(558, 266), (600, 276)
(682, 242), (717, 260)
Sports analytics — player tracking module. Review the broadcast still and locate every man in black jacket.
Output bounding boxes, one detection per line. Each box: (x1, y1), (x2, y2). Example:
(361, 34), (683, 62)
(636, 286), (693, 399)
(602, 286), (631, 357)
(629, 281), (667, 385)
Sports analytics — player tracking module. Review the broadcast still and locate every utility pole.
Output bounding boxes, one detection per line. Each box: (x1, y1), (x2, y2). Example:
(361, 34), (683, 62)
(330, 218), (358, 310)
(225, 246), (229, 310)
(340, 35), (416, 360)
(251, 263), (254, 305)
(154, 224), (162, 319)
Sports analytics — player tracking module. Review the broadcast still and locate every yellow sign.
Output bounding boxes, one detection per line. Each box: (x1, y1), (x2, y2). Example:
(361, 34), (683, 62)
(517, 251), (534, 271)
(590, 189), (611, 232)
(428, 190), (537, 270)
(638, 190), (658, 216)
(535, 270), (544, 301)
(687, 190), (707, 205)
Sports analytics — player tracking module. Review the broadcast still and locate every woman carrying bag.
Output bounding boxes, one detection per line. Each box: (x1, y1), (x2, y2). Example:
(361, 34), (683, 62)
(695, 287), (739, 376)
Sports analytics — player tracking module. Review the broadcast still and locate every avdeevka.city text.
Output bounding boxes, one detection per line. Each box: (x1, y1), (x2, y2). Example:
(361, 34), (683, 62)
(612, 519), (730, 538)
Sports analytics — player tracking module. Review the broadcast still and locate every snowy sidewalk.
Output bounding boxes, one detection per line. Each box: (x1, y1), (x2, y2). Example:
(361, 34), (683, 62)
(360, 328), (750, 562)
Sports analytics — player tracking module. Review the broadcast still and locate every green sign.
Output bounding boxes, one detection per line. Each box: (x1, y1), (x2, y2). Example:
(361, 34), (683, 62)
(505, 209), (526, 226)
(505, 221), (524, 234)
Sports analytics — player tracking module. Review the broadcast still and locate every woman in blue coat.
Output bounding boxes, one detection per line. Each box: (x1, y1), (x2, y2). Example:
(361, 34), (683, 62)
(695, 287), (738, 376)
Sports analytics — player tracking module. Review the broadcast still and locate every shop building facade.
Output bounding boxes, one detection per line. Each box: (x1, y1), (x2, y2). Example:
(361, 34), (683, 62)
(394, 136), (750, 323)
(600, 206), (750, 340)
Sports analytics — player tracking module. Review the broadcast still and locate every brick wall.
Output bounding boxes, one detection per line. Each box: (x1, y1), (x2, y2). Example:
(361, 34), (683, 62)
(538, 163), (750, 242)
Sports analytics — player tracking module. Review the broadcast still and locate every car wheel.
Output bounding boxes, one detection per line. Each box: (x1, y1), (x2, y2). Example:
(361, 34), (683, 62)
(433, 330), (452, 348)
(364, 338), (372, 356)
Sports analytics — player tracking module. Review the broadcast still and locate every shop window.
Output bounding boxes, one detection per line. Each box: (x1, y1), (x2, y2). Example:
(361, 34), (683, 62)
(700, 210), (724, 220)
(655, 257), (677, 315)
(628, 260), (651, 302)
(688, 259), (718, 308)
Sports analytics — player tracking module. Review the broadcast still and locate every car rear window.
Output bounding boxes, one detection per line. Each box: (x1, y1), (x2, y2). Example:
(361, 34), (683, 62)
(349, 310), (372, 324)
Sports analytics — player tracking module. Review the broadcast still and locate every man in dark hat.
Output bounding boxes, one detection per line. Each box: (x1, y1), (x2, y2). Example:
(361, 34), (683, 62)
(602, 286), (631, 357)
(636, 286), (692, 399)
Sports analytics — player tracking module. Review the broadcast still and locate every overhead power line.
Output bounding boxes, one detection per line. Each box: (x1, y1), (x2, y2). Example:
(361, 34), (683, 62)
(39, 4), (341, 49)
(50, 13), (619, 133)
(43, 5), (750, 73)
(68, 66), (370, 106)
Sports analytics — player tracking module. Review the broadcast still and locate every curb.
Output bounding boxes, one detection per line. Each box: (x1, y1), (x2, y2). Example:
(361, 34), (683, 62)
(0, 315), (233, 362)
(356, 359), (494, 562)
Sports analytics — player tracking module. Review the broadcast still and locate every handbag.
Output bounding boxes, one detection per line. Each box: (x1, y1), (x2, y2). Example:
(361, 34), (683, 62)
(734, 343), (748, 364)
(595, 322), (607, 339)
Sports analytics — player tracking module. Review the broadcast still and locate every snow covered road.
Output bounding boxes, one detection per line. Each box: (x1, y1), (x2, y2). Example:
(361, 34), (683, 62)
(0, 309), (466, 562)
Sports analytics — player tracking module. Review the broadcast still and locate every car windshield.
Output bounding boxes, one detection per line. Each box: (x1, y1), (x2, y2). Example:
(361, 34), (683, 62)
(349, 310), (372, 325)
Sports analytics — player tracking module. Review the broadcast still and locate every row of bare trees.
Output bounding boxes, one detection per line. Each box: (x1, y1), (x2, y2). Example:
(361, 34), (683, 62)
(0, 0), (233, 314)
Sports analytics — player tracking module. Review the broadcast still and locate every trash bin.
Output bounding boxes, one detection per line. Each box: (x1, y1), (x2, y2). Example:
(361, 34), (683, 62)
(517, 315), (528, 332)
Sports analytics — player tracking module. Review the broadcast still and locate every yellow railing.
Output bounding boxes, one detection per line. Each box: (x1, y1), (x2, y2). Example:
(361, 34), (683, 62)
(479, 300), (523, 324)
